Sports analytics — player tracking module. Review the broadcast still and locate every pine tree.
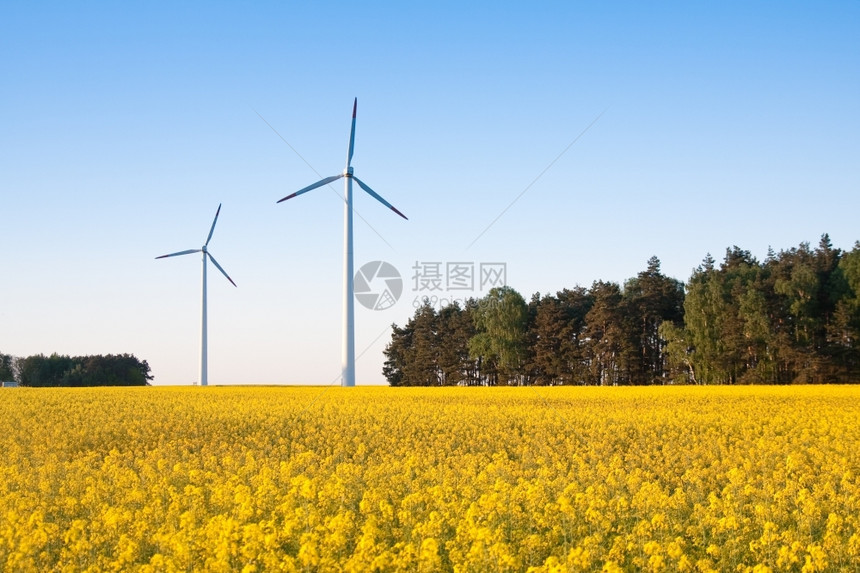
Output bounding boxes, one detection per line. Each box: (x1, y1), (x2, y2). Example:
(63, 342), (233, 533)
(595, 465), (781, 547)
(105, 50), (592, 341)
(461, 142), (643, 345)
(624, 256), (685, 384)
(437, 302), (477, 385)
(583, 281), (634, 385)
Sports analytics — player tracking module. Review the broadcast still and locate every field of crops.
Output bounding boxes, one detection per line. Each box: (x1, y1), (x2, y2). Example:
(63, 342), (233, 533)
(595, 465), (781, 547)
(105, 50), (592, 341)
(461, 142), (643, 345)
(1, 386), (859, 572)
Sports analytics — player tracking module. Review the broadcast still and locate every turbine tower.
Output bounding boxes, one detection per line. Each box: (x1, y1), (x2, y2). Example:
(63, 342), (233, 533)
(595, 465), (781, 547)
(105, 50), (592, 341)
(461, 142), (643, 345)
(278, 98), (407, 387)
(156, 204), (236, 386)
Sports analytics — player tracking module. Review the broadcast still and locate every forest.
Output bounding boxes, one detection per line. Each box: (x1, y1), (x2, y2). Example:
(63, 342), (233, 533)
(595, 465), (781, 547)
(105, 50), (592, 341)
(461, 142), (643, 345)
(0, 353), (152, 387)
(383, 235), (860, 386)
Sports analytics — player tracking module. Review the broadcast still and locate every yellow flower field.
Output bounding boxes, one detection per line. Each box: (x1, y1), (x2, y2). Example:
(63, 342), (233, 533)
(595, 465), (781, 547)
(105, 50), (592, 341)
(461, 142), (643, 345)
(1, 386), (858, 572)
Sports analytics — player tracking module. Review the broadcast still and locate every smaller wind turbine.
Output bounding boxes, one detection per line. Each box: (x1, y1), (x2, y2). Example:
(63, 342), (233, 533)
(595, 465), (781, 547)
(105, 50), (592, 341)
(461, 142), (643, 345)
(156, 204), (236, 386)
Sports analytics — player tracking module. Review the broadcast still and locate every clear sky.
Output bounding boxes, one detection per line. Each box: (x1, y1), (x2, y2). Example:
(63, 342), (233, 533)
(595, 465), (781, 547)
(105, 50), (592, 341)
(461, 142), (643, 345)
(2, 1), (858, 385)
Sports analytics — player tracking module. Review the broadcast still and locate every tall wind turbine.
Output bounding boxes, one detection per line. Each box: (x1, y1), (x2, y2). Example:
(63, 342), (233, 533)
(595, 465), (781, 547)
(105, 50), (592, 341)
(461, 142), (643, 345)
(278, 98), (407, 387)
(156, 204), (236, 386)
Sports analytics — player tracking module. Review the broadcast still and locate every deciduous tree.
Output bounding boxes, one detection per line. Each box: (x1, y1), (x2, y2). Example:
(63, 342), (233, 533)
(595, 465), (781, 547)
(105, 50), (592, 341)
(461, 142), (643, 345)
(469, 287), (529, 385)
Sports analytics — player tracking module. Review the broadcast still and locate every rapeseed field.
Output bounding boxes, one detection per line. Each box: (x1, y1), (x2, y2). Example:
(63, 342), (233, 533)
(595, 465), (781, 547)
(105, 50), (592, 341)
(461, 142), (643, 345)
(0, 386), (858, 572)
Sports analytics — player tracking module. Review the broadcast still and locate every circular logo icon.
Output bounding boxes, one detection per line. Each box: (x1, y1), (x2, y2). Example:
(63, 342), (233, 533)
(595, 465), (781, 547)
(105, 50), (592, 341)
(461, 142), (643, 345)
(355, 261), (402, 311)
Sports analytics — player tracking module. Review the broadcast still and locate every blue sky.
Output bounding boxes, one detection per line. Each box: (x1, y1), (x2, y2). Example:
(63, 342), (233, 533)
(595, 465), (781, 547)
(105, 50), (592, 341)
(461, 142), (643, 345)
(1, 1), (858, 385)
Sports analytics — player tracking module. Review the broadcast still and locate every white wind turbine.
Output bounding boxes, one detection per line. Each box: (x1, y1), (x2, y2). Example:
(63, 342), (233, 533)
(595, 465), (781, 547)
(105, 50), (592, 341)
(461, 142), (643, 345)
(156, 203), (237, 386)
(278, 98), (407, 387)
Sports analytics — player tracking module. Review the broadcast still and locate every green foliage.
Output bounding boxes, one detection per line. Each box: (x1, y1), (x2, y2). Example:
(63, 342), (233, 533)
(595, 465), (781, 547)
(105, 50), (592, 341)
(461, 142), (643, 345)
(583, 280), (632, 386)
(679, 235), (859, 384)
(468, 287), (529, 385)
(385, 235), (860, 386)
(527, 288), (593, 385)
(623, 256), (685, 384)
(385, 258), (688, 386)
(383, 301), (479, 386)
(658, 321), (695, 384)
(16, 353), (152, 387)
(0, 352), (15, 382)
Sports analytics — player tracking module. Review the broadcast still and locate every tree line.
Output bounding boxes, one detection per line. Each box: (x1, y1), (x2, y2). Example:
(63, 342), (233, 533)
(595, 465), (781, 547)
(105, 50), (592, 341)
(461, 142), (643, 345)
(383, 234), (860, 386)
(0, 353), (152, 387)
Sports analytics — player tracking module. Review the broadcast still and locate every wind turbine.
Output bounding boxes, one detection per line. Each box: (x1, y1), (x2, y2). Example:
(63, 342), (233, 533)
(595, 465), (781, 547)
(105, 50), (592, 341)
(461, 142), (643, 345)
(278, 98), (407, 387)
(156, 204), (236, 386)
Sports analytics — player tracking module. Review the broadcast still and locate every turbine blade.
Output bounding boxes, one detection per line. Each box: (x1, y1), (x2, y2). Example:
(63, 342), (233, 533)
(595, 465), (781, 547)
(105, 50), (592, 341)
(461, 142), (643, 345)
(205, 203), (222, 247)
(346, 98), (357, 168)
(155, 249), (201, 259)
(207, 253), (237, 287)
(353, 176), (408, 220)
(277, 174), (343, 203)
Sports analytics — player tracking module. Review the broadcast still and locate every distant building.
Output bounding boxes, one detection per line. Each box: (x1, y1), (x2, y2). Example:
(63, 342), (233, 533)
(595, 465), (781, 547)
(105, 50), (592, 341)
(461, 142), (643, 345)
(1, 381), (19, 388)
